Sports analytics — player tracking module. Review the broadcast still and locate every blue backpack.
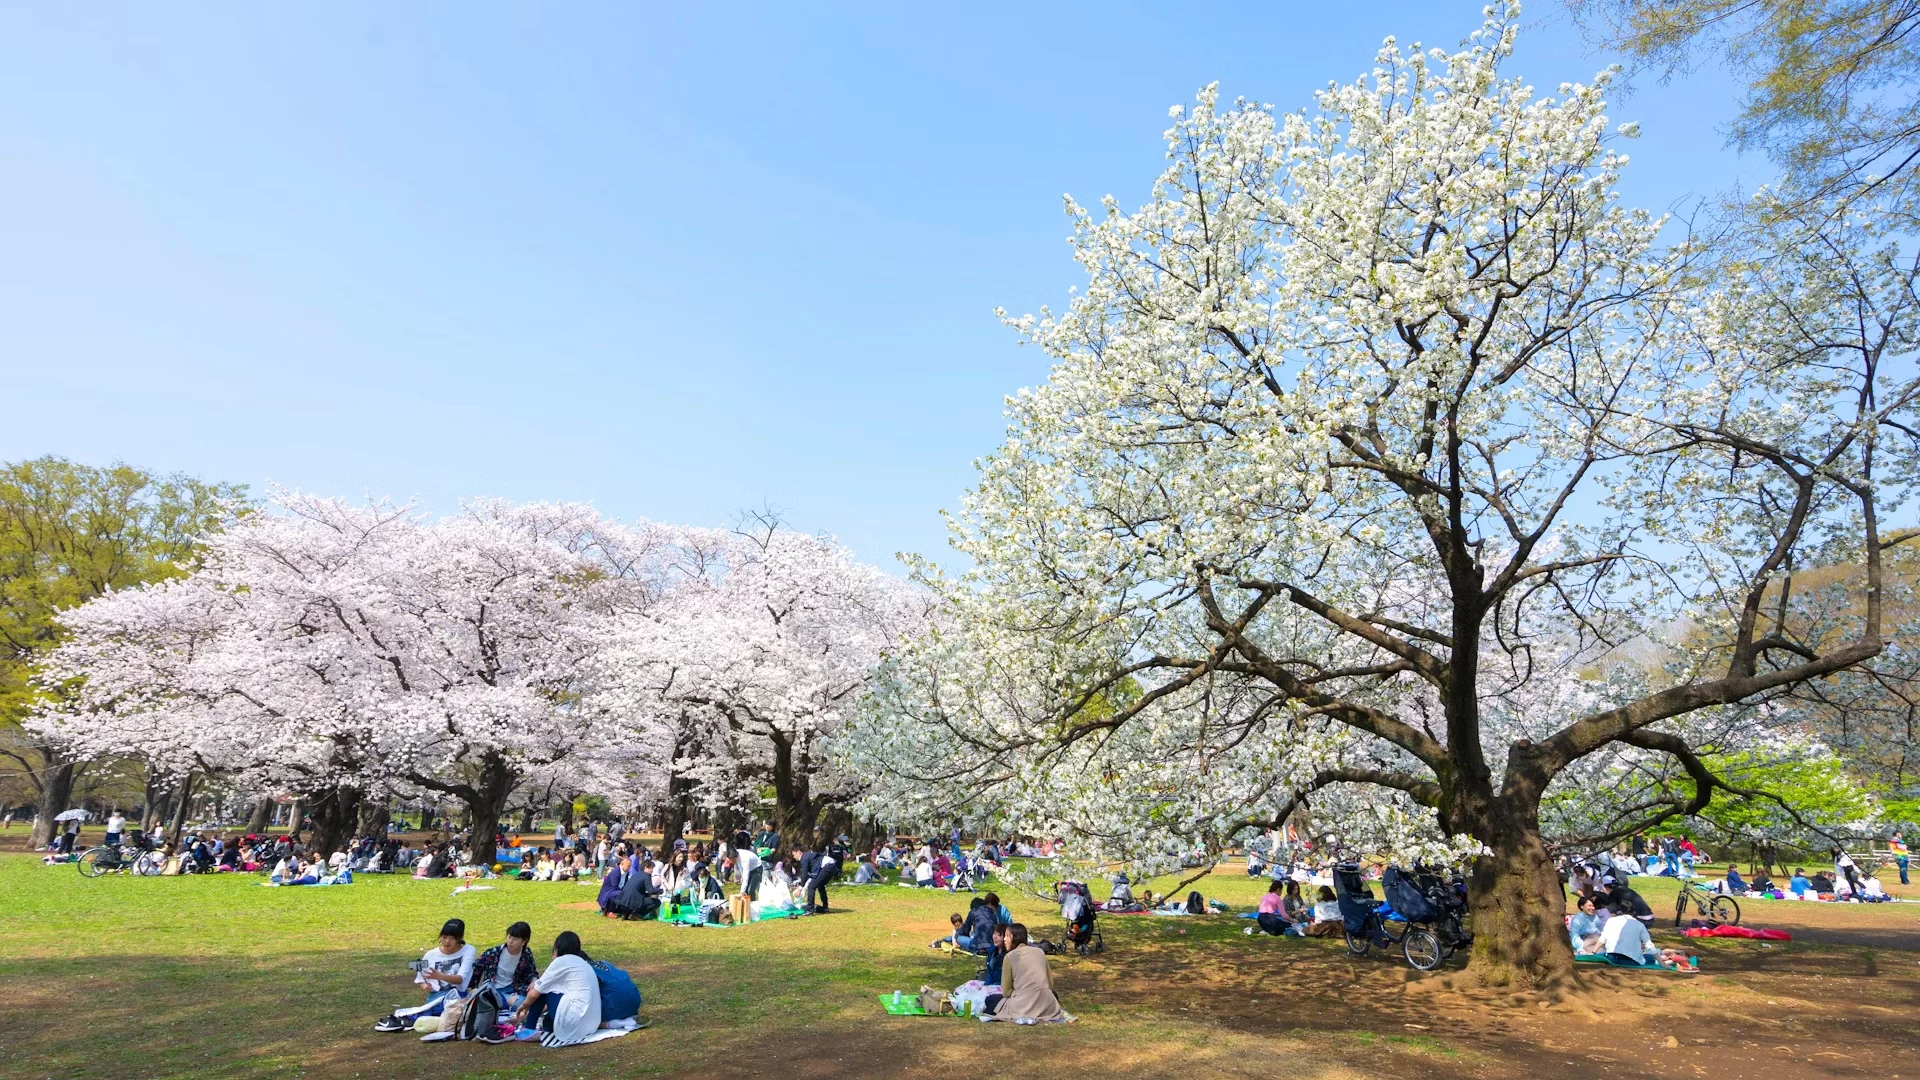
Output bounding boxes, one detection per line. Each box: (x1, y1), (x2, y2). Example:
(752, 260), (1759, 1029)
(591, 959), (641, 1021)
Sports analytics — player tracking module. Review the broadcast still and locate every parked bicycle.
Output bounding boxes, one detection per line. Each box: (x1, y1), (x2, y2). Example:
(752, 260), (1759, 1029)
(77, 837), (162, 878)
(1334, 862), (1448, 971)
(1673, 876), (1740, 927)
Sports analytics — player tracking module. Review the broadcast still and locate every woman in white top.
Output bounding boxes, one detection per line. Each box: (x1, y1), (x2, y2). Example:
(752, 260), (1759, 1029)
(515, 931), (602, 1046)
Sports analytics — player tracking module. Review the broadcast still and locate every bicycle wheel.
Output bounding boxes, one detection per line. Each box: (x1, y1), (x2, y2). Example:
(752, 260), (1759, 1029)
(1403, 928), (1444, 971)
(1344, 929), (1370, 957)
(77, 847), (107, 878)
(1708, 895), (1741, 926)
(1674, 893), (1689, 928)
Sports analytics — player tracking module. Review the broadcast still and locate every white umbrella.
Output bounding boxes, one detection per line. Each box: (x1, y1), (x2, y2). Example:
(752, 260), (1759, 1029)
(52, 809), (91, 822)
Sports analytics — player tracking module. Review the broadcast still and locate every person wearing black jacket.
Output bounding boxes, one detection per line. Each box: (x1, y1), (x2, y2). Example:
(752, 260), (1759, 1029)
(1599, 879), (1654, 924)
(615, 857), (662, 920)
(793, 847), (839, 914)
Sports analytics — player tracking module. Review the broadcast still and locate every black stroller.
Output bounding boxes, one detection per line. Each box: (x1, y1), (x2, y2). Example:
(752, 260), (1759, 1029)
(1057, 880), (1104, 955)
(1334, 862), (1447, 971)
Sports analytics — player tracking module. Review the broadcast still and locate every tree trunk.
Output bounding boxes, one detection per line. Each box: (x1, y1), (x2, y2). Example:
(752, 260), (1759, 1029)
(769, 732), (817, 851)
(246, 797), (274, 834)
(166, 771), (198, 851)
(30, 757), (77, 849)
(461, 753), (516, 865)
(1464, 800), (1575, 990)
(657, 772), (694, 850)
(359, 797), (390, 839)
(307, 786), (363, 856)
(286, 798), (303, 839)
(518, 805), (535, 833)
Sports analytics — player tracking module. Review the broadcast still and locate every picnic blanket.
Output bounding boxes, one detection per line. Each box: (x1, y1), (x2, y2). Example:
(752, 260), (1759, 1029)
(1575, 954), (1698, 972)
(878, 993), (944, 1017)
(1682, 924), (1791, 941)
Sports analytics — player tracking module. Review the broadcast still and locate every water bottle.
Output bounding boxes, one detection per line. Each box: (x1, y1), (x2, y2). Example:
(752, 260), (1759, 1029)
(892, 991), (901, 1006)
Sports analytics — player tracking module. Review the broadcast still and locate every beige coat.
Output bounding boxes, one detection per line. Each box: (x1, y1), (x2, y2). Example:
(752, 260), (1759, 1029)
(993, 945), (1070, 1022)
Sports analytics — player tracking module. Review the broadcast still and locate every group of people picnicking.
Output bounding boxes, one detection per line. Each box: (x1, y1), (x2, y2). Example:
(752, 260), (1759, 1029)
(372, 917), (644, 1046)
(1570, 836), (1908, 903)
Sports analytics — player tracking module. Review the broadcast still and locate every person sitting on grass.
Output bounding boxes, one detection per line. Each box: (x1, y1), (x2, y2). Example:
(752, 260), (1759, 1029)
(932, 911), (971, 950)
(471, 920), (539, 1013)
(983, 923), (1073, 1023)
(1250, 879), (1289, 936)
(1568, 893), (1606, 954)
(511, 931), (602, 1047)
(375, 919), (475, 1032)
(1600, 900), (1658, 965)
(1304, 886), (1345, 937)
(1790, 867), (1811, 897)
(854, 855), (880, 884)
(913, 855), (935, 888)
(1721, 866), (1747, 895)
(1598, 879), (1655, 924)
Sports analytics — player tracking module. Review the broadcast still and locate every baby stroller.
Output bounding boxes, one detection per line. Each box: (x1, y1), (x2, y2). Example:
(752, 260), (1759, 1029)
(950, 855), (979, 892)
(1058, 880), (1104, 955)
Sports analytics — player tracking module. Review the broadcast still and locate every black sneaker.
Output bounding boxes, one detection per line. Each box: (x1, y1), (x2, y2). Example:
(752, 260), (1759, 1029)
(476, 1033), (511, 1045)
(373, 1015), (408, 1033)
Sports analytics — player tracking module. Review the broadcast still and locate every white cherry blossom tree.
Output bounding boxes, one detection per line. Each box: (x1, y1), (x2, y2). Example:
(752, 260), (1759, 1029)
(840, 7), (1920, 987)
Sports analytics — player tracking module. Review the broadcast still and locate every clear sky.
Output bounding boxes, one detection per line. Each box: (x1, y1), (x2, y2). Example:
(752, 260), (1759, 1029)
(0, 2), (1763, 571)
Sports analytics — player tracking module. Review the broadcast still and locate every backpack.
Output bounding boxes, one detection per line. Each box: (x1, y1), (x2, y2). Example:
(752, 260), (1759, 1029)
(452, 985), (503, 1040)
(1185, 890), (1205, 914)
(592, 959), (641, 1021)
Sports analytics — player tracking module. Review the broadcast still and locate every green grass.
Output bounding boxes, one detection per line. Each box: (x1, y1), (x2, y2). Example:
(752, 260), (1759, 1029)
(5, 852), (1909, 1080)
(0, 853), (1412, 1080)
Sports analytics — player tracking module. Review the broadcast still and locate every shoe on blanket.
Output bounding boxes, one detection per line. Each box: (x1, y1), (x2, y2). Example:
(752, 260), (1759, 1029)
(373, 1014), (409, 1033)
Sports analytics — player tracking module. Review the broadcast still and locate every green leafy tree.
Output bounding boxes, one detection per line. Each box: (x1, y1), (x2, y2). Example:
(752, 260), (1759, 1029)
(0, 456), (246, 846)
(1571, 0), (1920, 204)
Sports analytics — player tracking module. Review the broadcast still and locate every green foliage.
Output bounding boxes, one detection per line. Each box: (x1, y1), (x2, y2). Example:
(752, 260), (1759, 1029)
(1689, 750), (1877, 843)
(0, 456), (247, 740)
(1571, 0), (1920, 200)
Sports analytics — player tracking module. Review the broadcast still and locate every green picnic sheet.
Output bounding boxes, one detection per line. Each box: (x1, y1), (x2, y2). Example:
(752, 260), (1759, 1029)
(1575, 954), (1698, 973)
(878, 993), (931, 1016)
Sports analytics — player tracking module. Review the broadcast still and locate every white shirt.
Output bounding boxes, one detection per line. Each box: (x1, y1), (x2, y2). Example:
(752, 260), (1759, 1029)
(531, 953), (601, 1044)
(417, 943), (476, 992)
(1311, 901), (1341, 922)
(491, 945), (526, 990)
(106, 814), (125, 835)
(1600, 914), (1653, 959)
(735, 847), (762, 884)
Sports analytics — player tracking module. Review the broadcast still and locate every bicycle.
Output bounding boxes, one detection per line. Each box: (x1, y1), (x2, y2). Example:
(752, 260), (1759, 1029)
(1336, 864), (1447, 970)
(77, 837), (163, 878)
(1673, 876), (1740, 927)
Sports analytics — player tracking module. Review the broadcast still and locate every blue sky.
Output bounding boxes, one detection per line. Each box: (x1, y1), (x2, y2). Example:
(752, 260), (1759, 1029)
(0, 2), (1762, 571)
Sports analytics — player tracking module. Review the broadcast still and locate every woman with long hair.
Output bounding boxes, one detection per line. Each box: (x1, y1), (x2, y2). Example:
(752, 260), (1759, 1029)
(513, 931), (603, 1046)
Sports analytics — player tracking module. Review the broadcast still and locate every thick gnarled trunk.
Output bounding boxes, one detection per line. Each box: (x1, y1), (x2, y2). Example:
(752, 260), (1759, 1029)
(1462, 796), (1574, 989)
(307, 786), (364, 857)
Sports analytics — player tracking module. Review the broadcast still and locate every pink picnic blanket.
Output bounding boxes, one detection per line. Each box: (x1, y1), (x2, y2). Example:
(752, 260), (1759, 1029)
(1681, 925), (1791, 941)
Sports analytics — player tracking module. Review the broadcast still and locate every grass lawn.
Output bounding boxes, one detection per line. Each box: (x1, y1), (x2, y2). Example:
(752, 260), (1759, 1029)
(2, 846), (1916, 1080)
